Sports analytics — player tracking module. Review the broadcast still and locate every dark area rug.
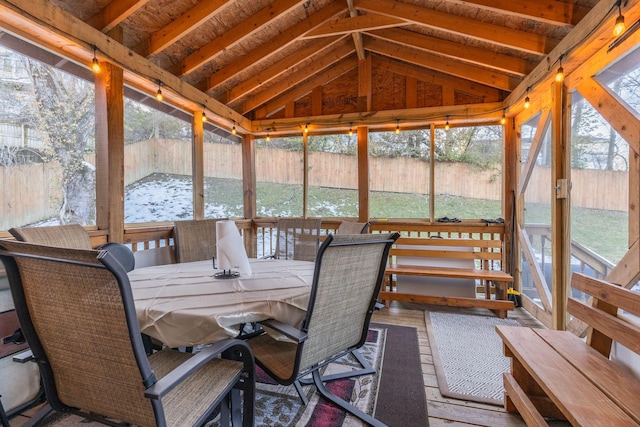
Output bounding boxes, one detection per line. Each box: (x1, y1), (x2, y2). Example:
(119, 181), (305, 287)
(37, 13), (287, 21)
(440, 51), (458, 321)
(35, 324), (427, 427)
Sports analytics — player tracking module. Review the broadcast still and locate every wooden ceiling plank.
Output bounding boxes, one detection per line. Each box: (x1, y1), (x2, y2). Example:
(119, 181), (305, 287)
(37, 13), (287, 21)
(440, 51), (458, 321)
(442, 0), (589, 26)
(169, 0), (304, 77)
(371, 55), (501, 100)
(241, 47), (357, 115)
(135, 0), (231, 57)
(86, 0), (151, 33)
(303, 13), (408, 39)
(364, 37), (520, 91)
(367, 27), (535, 76)
(201, 1), (347, 91)
(222, 36), (347, 104)
(355, 0), (559, 55)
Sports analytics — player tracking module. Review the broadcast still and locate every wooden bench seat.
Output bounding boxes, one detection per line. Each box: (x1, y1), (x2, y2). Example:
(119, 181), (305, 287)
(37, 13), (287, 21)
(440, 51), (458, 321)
(380, 236), (514, 317)
(497, 273), (640, 426)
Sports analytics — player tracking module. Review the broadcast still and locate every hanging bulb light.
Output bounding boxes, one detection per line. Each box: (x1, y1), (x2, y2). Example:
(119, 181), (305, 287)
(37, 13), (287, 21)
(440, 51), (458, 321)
(555, 55), (564, 82)
(304, 123), (309, 133)
(348, 123), (353, 137)
(444, 118), (450, 131)
(232, 122), (237, 135)
(523, 87), (531, 109)
(266, 132), (270, 142)
(201, 110), (207, 123)
(500, 111), (507, 125)
(91, 46), (101, 74)
(613, 1), (625, 37)
(395, 119), (400, 135)
(155, 81), (163, 102)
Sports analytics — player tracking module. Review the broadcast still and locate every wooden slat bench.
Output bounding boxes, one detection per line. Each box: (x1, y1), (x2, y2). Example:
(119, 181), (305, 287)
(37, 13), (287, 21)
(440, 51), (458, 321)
(496, 273), (640, 426)
(379, 236), (514, 318)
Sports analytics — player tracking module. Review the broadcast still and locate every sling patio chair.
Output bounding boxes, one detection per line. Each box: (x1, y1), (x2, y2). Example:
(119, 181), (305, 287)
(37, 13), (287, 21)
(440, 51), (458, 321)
(273, 217), (322, 262)
(335, 221), (370, 235)
(9, 224), (92, 249)
(0, 239), (255, 427)
(246, 232), (400, 427)
(174, 218), (227, 263)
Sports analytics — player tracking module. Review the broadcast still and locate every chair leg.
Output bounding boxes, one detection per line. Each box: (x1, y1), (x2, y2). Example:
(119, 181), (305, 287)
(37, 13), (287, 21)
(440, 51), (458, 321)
(293, 380), (308, 405)
(299, 349), (374, 385)
(312, 369), (386, 427)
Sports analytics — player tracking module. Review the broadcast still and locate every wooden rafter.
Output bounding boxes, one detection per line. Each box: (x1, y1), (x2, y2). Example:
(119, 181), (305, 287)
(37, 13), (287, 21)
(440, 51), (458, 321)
(443, 0), (589, 26)
(169, 0), (305, 77)
(364, 37), (521, 91)
(134, 0), (231, 57)
(366, 27), (535, 77)
(200, 1), (347, 92)
(303, 12), (407, 39)
(247, 53), (359, 117)
(86, 0), (151, 32)
(220, 36), (346, 105)
(346, 0), (365, 61)
(354, 0), (559, 55)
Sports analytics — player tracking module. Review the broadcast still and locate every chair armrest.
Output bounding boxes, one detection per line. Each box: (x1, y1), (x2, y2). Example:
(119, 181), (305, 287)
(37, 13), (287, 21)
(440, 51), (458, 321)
(144, 338), (253, 399)
(259, 319), (308, 343)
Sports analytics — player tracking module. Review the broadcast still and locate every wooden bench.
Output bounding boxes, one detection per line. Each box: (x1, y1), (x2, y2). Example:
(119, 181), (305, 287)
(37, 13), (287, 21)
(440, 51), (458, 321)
(379, 236), (514, 318)
(496, 273), (640, 426)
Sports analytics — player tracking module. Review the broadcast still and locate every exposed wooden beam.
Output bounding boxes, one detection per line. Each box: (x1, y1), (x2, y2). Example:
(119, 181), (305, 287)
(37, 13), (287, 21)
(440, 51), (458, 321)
(221, 36), (346, 105)
(518, 109), (551, 194)
(364, 37), (521, 91)
(201, 1), (347, 92)
(0, 0), (249, 131)
(372, 55), (502, 100)
(367, 27), (535, 77)
(256, 55), (360, 118)
(252, 101), (504, 134)
(169, 0), (304, 77)
(576, 77), (640, 156)
(355, 0), (558, 55)
(303, 13), (407, 39)
(441, 0), (589, 26)
(346, 0), (365, 60)
(86, 0), (151, 33)
(134, 0), (231, 57)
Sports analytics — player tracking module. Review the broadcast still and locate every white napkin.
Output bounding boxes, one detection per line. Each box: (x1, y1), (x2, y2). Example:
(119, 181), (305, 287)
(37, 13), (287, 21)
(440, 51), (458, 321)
(216, 220), (252, 276)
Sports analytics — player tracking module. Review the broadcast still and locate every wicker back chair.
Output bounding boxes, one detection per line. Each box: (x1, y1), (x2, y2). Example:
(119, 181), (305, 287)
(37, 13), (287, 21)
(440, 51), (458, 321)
(274, 218), (322, 262)
(335, 221), (370, 234)
(247, 232), (399, 427)
(0, 240), (254, 427)
(9, 224), (92, 249)
(174, 218), (226, 263)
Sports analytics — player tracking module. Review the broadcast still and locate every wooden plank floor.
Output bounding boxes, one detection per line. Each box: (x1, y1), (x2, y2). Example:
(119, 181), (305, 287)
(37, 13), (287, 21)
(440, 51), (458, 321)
(11, 303), (544, 427)
(371, 302), (545, 427)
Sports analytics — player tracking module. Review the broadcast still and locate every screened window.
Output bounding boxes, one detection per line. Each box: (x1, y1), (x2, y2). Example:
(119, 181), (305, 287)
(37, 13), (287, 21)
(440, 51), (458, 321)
(203, 129), (243, 218)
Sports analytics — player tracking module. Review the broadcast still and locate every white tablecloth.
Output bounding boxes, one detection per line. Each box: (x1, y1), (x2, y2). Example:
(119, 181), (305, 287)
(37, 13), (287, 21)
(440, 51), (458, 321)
(128, 258), (314, 347)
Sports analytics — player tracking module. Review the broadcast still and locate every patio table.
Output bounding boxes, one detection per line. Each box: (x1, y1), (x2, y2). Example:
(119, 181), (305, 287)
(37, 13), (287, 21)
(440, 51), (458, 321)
(128, 258), (314, 348)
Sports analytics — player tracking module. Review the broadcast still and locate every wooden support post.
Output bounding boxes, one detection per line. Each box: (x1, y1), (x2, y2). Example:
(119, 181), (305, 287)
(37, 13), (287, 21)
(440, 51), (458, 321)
(242, 133), (257, 257)
(192, 111), (204, 220)
(429, 123), (435, 222)
(357, 126), (369, 222)
(503, 116), (518, 277)
(303, 131), (309, 218)
(95, 26), (124, 243)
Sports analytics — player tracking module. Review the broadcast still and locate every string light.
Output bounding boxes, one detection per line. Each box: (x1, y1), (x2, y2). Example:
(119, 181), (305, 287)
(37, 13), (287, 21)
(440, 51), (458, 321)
(500, 111), (507, 125)
(266, 131), (270, 142)
(348, 123), (353, 137)
(524, 87), (531, 109)
(232, 122), (237, 135)
(304, 123), (309, 133)
(613, 0), (625, 37)
(395, 119), (400, 134)
(201, 110), (207, 123)
(555, 55), (564, 82)
(444, 117), (450, 131)
(91, 46), (101, 74)
(155, 81), (163, 102)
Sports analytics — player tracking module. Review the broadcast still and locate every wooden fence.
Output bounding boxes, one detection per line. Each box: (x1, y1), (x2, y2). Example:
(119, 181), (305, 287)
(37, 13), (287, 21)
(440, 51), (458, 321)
(0, 139), (628, 230)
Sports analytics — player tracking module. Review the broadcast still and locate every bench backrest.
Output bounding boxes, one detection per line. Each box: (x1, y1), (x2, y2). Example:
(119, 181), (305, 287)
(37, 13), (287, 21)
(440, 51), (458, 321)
(390, 236), (503, 270)
(568, 273), (640, 359)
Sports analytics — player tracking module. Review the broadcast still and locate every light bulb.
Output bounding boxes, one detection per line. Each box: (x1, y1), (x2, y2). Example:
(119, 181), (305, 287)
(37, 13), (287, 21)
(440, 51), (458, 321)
(155, 88), (163, 102)
(201, 112), (207, 122)
(445, 121), (450, 131)
(348, 123), (353, 137)
(304, 123), (309, 133)
(613, 13), (625, 37)
(266, 133), (270, 142)
(555, 66), (564, 82)
(500, 113), (506, 125)
(232, 125), (237, 135)
(524, 96), (530, 109)
(91, 57), (101, 74)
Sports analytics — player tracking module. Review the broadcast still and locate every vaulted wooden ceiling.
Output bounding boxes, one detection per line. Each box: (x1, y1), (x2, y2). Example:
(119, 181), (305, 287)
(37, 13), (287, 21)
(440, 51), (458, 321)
(0, 0), (607, 133)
